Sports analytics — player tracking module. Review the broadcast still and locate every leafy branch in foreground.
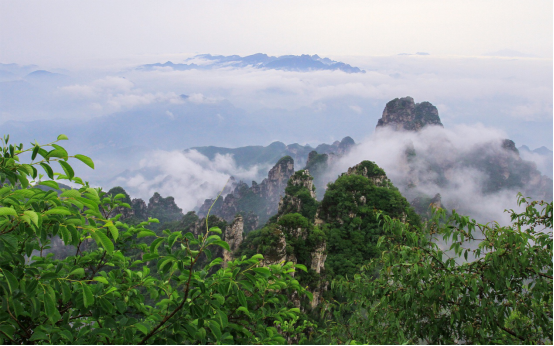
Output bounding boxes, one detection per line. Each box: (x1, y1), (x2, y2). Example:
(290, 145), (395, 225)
(324, 194), (552, 344)
(0, 135), (310, 344)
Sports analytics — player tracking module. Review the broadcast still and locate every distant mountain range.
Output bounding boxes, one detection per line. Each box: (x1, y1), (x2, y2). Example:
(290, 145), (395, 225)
(138, 53), (365, 73)
(189, 136), (355, 170)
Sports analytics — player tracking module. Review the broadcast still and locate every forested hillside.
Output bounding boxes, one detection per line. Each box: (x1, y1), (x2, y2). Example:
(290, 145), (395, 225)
(0, 133), (551, 344)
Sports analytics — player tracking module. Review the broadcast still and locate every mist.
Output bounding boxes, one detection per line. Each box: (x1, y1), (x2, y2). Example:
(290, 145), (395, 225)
(109, 149), (269, 212)
(325, 124), (535, 225)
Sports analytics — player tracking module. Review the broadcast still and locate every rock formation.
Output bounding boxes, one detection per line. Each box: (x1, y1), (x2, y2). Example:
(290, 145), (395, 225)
(376, 96), (443, 131)
(222, 215), (244, 266)
(277, 169), (316, 217)
(107, 187), (182, 223)
(198, 156), (295, 225)
(346, 161), (392, 188)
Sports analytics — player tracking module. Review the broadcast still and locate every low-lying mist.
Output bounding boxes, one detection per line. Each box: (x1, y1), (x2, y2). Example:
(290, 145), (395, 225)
(326, 124), (542, 225)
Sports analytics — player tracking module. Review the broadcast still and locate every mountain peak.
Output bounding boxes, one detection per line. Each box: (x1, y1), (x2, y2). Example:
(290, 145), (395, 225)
(376, 96), (443, 131)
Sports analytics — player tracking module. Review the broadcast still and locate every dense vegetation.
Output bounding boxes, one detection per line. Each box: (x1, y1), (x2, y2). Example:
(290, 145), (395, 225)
(0, 136), (311, 344)
(322, 195), (552, 344)
(0, 134), (551, 344)
(320, 168), (420, 278)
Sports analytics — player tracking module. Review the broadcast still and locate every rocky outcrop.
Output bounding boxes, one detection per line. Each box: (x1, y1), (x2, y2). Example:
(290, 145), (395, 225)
(277, 169), (317, 217)
(346, 161), (392, 188)
(131, 198), (148, 218)
(410, 193), (444, 217)
(263, 156), (295, 202)
(260, 229), (287, 267)
(376, 96), (443, 131)
(147, 192), (184, 223)
(222, 215), (244, 266)
(198, 156), (295, 225)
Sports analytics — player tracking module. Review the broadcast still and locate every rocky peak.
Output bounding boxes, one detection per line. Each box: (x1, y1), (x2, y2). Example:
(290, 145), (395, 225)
(147, 192), (183, 223)
(198, 156), (295, 225)
(222, 215), (244, 266)
(501, 139), (519, 155)
(287, 169), (316, 199)
(376, 96), (443, 131)
(337, 136), (355, 155)
(265, 156), (295, 195)
(277, 169), (317, 218)
(346, 161), (391, 188)
(131, 198), (147, 218)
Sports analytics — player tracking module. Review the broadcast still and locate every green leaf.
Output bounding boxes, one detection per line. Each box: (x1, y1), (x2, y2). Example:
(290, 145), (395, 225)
(43, 290), (59, 322)
(60, 189), (81, 198)
(74, 154), (95, 169)
(3, 270), (19, 293)
(237, 290), (247, 307)
(0, 207), (17, 216)
(23, 210), (39, 226)
(31, 145), (40, 160)
(107, 224), (119, 242)
(17, 174), (29, 188)
(149, 238), (164, 254)
(93, 277), (109, 285)
(81, 283), (94, 307)
(44, 207), (72, 216)
(135, 323), (148, 335)
(209, 227), (222, 234)
(207, 320), (222, 340)
(39, 163), (54, 179)
(91, 230), (114, 254)
(252, 267), (271, 277)
(57, 134), (69, 141)
(68, 268), (85, 277)
(58, 161), (74, 179)
(295, 264), (308, 272)
(29, 331), (49, 341)
(214, 240), (230, 251)
(38, 181), (60, 190)
(0, 325), (15, 341)
(137, 230), (157, 238)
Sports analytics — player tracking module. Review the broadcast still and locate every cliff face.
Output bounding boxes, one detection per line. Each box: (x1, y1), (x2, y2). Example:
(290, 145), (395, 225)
(108, 188), (182, 224)
(277, 169), (317, 217)
(376, 96), (443, 131)
(234, 169), (327, 308)
(222, 215), (244, 266)
(198, 156), (295, 226)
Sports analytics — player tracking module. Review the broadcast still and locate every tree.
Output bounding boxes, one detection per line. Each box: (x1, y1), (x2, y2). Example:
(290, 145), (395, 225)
(0, 135), (310, 344)
(323, 194), (553, 344)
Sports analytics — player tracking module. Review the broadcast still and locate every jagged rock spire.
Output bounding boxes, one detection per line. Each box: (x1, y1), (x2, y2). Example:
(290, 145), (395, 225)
(376, 96), (443, 131)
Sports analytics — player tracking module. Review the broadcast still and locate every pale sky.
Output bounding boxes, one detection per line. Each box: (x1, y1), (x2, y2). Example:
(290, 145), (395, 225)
(1, 0), (552, 67)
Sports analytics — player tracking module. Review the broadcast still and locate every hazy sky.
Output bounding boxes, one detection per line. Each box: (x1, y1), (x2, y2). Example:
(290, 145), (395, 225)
(1, 0), (552, 66)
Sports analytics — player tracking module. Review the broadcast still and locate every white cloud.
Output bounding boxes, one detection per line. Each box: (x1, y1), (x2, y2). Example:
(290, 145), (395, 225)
(59, 76), (184, 113)
(325, 124), (530, 225)
(349, 105), (362, 113)
(113, 149), (263, 212)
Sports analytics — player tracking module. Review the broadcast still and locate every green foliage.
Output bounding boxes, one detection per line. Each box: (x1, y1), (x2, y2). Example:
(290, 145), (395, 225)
(351, 160), (386, 178)
(320, 173), (420, 278)
(281, 170), (319, 221)
(324, 195), (553, 344)
(106, 186), (132, 205)
(0, 135), (311, 344)
(276, 155), (293, 165)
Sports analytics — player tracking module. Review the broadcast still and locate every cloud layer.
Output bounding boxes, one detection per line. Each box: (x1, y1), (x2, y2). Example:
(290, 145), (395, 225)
(110, 149), (266, 212)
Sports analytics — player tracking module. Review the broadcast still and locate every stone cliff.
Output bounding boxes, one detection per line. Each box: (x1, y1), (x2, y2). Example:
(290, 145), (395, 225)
(198, 156), (295, 226)
(376, 96), (443, 131)
(108, 188), (183, 223)
(277, 169), (317, 218)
